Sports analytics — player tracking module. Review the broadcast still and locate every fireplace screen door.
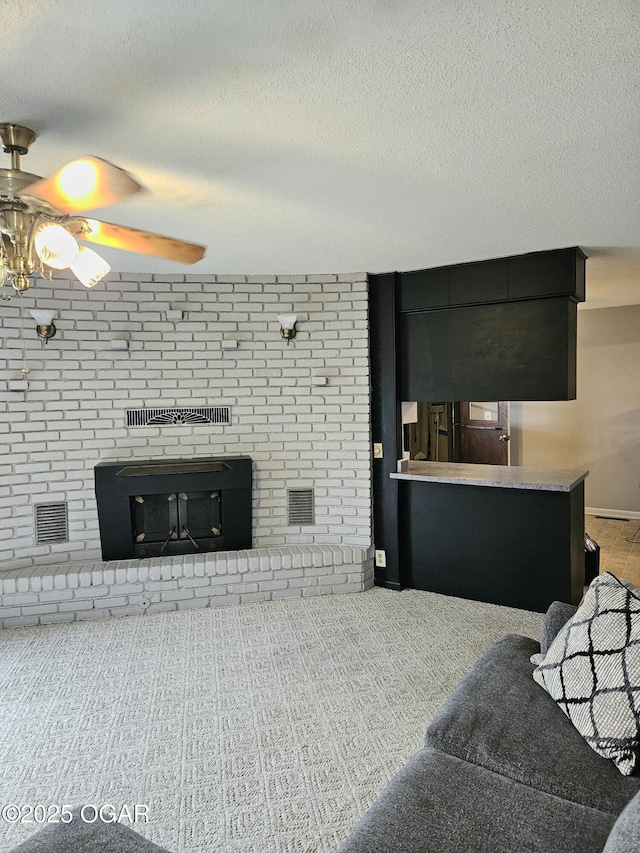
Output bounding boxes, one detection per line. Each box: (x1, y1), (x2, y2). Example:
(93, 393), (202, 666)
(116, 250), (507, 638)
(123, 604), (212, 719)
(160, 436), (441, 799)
(131, 490), (222, 557)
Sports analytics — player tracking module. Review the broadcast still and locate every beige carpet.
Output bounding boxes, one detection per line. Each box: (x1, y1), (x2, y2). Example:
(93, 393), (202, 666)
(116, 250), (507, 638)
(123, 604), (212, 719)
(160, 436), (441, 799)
(0, 587), (543, 852)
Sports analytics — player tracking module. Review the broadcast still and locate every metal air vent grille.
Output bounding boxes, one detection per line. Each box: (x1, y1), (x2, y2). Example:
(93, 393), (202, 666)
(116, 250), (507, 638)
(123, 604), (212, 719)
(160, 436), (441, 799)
(126, 407), (231, 427)
(35, 502), (69, 544)
(287, 489), (315, 526)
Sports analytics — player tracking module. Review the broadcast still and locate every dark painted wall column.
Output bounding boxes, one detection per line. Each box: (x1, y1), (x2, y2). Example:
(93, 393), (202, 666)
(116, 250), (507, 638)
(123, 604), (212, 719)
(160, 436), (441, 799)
(369, 272), (403, 588)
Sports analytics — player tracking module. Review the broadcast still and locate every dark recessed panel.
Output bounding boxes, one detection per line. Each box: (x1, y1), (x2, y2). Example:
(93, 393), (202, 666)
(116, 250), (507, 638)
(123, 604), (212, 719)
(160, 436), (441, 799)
(507, 248), (585, 301)
(398, 267), (450, 311)
(397, 248), (584, 312)
(400, 297), (576, 401)
(448, 259), (509, 306)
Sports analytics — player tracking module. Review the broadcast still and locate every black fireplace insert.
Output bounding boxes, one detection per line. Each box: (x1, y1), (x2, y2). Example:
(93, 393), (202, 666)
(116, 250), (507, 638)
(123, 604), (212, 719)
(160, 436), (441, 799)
(95, 456), (252, 560)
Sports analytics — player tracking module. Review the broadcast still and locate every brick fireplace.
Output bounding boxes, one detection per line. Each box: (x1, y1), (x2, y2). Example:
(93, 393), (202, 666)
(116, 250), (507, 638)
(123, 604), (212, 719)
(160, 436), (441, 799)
(0, 271), (374, 628)
(95, 456), (252, 560)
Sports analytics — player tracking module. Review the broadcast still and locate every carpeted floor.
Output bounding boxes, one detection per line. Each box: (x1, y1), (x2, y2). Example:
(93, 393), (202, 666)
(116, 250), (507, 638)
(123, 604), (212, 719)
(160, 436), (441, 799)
(0, 587), (543, 852)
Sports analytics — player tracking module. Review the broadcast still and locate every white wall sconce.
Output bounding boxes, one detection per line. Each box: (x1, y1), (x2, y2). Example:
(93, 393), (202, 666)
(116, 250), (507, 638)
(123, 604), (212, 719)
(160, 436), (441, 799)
(277, 314), (298, 345)
(30, 308), (57, 343)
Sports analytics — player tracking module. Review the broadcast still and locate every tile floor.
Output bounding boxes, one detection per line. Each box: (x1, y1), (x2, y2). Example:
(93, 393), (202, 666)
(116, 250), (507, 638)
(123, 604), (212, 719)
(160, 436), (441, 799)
(586, 514), (640, 588)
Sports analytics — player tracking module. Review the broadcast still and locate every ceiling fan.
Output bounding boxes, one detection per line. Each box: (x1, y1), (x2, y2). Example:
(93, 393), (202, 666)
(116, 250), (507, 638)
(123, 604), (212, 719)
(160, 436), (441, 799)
(0, 122), (206, 296)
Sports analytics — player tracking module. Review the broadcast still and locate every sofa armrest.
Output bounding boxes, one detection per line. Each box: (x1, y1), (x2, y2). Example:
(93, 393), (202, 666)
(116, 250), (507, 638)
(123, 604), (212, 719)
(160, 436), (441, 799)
(541, 601), (578, 654)
(603, 790), (640, 853)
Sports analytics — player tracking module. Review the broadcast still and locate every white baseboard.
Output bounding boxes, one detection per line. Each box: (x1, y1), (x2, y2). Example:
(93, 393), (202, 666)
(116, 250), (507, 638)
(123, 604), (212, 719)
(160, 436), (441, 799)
(586, 506), (640, 520)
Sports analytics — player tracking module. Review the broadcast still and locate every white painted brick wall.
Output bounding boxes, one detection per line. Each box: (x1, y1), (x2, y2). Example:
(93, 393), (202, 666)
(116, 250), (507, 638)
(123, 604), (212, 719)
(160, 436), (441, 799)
(0, 272), (372, 571)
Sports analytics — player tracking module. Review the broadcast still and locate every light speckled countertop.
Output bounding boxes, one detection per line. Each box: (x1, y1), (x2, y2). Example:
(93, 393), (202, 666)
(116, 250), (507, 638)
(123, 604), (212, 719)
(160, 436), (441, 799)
(391, 460), (588, 492)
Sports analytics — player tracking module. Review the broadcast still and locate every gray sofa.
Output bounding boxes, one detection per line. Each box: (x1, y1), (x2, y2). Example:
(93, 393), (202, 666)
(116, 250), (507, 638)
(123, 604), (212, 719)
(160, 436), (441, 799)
(338, 602), (640, 853)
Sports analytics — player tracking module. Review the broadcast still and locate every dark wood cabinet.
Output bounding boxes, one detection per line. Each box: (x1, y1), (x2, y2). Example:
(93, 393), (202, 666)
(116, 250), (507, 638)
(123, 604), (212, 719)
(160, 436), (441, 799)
(400, 295), (578, 401)
(393, 464), (586, 612)
(369, 246), (587, 589)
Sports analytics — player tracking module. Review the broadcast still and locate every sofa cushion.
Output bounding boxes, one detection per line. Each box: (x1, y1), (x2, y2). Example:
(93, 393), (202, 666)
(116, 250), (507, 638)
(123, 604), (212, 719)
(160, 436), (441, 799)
(541, 601), (577, 654)
(533, 573), (640, 776)
(425, 634), (640, 815)
(7, 810), (171, 852)
(337, 747), (615, 853)
(603, 789), (640, 853)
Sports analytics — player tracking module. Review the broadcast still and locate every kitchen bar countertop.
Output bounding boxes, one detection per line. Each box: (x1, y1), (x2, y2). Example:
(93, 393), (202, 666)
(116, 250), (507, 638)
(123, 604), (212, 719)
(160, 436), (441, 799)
(391, 460), (588, 492)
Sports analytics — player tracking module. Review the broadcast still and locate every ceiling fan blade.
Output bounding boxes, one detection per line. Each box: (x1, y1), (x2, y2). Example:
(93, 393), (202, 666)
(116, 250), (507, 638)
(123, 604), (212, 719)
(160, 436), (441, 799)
(20, 156), (142, 213)
(72, 218), (206, 265)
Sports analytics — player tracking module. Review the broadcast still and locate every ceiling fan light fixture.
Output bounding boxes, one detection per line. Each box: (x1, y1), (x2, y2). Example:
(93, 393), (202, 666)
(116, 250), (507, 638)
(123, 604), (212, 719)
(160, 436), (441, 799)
(56, 158), (99, 204)
(0, 123), (206, 294)
(33, 222), (79, 270)
(70, 246), (110, 288)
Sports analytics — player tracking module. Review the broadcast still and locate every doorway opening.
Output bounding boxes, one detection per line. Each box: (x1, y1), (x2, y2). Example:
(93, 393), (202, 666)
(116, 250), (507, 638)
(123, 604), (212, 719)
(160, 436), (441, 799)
(402, 402), (510, 465)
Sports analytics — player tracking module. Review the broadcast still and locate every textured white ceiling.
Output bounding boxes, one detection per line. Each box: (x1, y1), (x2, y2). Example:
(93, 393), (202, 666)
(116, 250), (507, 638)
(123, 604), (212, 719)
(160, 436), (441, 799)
(3, 0), (639, 307)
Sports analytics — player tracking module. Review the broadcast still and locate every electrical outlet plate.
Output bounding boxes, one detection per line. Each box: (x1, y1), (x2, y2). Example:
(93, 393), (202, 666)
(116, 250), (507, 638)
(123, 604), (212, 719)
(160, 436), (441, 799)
(375, 549), (386, 567)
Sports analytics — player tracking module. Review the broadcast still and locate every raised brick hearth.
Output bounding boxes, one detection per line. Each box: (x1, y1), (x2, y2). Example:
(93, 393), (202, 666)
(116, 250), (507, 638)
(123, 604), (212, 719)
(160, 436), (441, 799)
(0, 545), (373, 629)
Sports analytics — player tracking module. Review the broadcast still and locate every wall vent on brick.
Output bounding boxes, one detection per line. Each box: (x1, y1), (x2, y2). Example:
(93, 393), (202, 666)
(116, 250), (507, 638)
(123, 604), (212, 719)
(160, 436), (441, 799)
(35, 503), (69, 544)
(287, 489), (315, 525)
(126, 406), (231, 427)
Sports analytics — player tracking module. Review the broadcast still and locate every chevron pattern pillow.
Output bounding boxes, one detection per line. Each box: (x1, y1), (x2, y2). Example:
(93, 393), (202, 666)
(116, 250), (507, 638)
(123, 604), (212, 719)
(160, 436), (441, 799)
(533, 572), (640, 775)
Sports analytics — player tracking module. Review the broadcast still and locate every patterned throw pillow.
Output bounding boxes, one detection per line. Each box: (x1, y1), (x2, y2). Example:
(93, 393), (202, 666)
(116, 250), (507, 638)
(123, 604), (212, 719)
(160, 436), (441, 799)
(533, 572), (640, 775)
